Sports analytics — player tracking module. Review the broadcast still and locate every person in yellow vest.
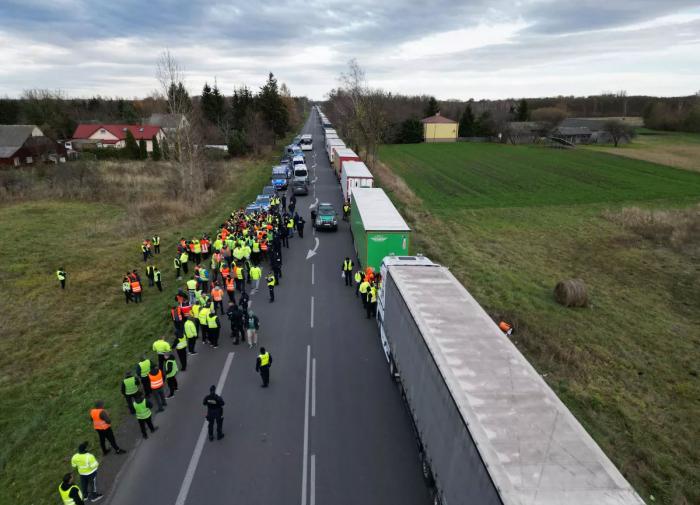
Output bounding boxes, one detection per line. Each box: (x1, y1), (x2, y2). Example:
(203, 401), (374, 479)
(174, 256), (182, 280)
(70, 442), (101, 502)
(256, 347), (273, 387)
(180, 249), (189, 274)
(148, 365), (167, 412)
(120, 371), (140, 414)
(342, 257), (353, 286)
(185, 315), (198, 355)
(354, 270), (363, 297)
(58, 472), (84, 505)
(89, 400), (125, 455)
(152, 234), (160, 254)
(57, 267), (67, 289)
(198, 303), (210, 344)
(152, 336), (172, 370)
(211, 283), (225, 314)
(135, 354), (152, 396)
(287, 216), (295, 237)
(186, 276), (197, 305)
(266, 271), (276, 303)
(132, 392), (158, 439)
(154, 265), (163, 291)
(234, 261), (245, 294)
(207, 309), (220, 348)
(174, 331), (188, 371)
(366, 282), (378, 319)
(164, 354), (179, 398)
(249, 263), (262, 288)
(359, 278), (370, 308)
(122, 276), (132, 304)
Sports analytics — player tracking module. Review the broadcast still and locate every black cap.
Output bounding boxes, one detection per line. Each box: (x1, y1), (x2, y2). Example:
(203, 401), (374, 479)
(210, 385), (216, 393)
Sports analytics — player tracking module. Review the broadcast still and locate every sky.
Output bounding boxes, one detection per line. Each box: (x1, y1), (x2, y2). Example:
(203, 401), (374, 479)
(1, 0), (699, 100)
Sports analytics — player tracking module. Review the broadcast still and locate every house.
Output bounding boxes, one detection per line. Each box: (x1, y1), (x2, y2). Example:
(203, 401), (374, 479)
(71, 124), (165, 152)
(553, 126), (593, 145)
(0, 125), (66, 166)
(506, 121), (542, 144)
(554, 118), (631, 145)
(421, 112), (458, 143)
(147, 113), (188, 135)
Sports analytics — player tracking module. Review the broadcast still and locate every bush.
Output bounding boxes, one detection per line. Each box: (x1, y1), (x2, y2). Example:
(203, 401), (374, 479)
(394, 118), (423, 144)
(227, 130), (249, 156)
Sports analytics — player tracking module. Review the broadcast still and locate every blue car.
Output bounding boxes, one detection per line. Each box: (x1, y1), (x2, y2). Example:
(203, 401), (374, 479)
(256, 195), (272, 211)
(245, 203), (261, 215)
(271, 165), (289, 190)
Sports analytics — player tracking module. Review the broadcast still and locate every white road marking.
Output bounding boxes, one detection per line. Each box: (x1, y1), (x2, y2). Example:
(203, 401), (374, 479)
(309, 197), (319, 210)
(301, 346), (311, 505)
(310, 296), (315, 328)
(310, 454), (316, 505)
(312, 358), (316, 417)
(311, 263), (315, 285)
(306, 237), (320, 260)
(174, 352), (235, 505)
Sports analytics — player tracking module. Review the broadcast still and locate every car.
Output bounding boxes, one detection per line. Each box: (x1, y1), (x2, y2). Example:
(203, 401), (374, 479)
(314, 202), (338, 231)
(292, 135), (302, 145)
(262, 185), (276, 197)
(286, 144), (303, 157)
(245, 203), (261, 215)
(271, 165), (289, 190)
(280, 154), (291, 166)
(291, 178), (309, 195)
(300, 134), (313, 151)
(255, 195), (272, 211)
(293, 163), (308, 183)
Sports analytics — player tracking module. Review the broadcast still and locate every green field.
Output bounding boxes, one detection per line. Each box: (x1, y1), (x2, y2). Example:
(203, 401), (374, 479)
(378, 142), (700, 505)
(0, 158), (271, 504)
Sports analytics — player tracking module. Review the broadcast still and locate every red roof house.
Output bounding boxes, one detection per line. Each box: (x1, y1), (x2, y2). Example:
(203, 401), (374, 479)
(71, 124), (165, 152)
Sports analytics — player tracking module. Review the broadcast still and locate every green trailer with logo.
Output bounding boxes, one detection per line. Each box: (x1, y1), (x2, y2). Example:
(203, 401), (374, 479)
(350, 188), (411, 271)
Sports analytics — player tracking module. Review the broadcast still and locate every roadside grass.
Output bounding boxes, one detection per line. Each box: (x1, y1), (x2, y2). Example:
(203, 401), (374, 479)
(587, 129), (700, 172)
(0, 157), (271, 505)
(377, 142), (700, 505)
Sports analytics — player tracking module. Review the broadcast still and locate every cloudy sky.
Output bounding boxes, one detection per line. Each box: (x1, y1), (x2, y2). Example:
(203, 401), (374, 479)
(1, 0), (699, 100)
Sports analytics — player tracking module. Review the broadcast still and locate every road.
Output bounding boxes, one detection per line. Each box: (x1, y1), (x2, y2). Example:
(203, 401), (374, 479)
(106, 110), (431, 505)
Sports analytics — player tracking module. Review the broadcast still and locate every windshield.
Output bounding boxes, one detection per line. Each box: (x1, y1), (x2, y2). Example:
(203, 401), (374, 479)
(318, 204), (334, 215)
(294, 168), (308, 177)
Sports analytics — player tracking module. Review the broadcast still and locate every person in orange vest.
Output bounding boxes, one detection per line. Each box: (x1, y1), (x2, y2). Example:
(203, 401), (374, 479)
(148, 365), (167, 412)
(130, 272), (143, 303)
(498, 321), (513, 336)
(89, 400), (125, 455)
(225, 274), (235, 304)
(211, 282), (225, 314)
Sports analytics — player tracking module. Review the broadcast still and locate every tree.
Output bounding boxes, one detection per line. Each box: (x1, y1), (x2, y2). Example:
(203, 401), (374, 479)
(531, 106), (567, 135)
(201, 81), (226, 128)
(124, 130), (140, 159)
(602, 119), (634, 147)
(231, 85), (254, 131)
(395, 118), (423, 143)
(424, 96), (439, 117)
(458, 104), (476, 137)
(139, 138), (148, 159)
(515, 98), (529, 121)
(151, 136), (162, 161)
(117, 99), (138, 123)
(258, 72), (289, 138)
(0, 98), (20, 124)
(474, 111), (496, 137)
(227, 130), (248, 156)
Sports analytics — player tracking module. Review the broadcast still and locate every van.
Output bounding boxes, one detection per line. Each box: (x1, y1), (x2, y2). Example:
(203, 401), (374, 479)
(294, 164), (309, 183)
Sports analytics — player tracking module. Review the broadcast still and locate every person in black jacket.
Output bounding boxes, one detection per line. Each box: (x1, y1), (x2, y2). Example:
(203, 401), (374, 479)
(58, 473), (85, 505)
(203, 385), (225, 441)
(226, 303), (245, 345)
(256, 347), (273, 387)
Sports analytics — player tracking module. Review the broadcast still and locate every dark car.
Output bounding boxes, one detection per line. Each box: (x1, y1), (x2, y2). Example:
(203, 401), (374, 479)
(292, 178), (309, 196)
(262, 185), (276, 197)
(314, 202), (338, 231)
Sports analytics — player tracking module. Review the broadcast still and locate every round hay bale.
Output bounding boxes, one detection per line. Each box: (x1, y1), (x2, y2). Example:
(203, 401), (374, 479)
(554, 279), (588, 307)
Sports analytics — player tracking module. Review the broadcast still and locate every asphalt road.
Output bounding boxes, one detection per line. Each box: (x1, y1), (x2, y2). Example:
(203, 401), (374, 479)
(105, 110), (430, 505)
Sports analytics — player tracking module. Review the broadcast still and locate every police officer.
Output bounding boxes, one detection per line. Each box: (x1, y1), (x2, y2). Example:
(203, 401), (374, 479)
(121, 371), (139, 414)
(256, 347), (273, 387)
(342, 257), (353, 286)
(266, 272), (276, 303)
(153, 266), (163, 291)
(152, 234), (160, 254)
(56, 267), (67, 289)
(203, 385), (225, 441)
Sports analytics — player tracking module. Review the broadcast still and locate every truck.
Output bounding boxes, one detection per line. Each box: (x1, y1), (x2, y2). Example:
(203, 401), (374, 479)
(350, 188), (410, 271)
(340, 160), (373, 202)
(377, 255), (646, 505)
(325, 138), (345, 161)
(332, 147), (361, 179)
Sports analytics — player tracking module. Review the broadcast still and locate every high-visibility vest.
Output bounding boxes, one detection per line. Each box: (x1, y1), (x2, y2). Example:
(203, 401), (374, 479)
(207, 313), (219, 329)
(133, 398), (151, 420)
(171, 307), (183, 322)
(165, 359), (178, 378)
(186, 279), (197, 290)
(359, 281), (369, 294)
(354, 271), (362, 283)
(343, 260), (353, 271)
(154, 270), (161, 282)
(153, 339), (171, 354)
(198, 307), (209, 325)
(131, 281), (141, 293)
(258, 352), (270, 367)
(176, 335), (187, 349)
(267, 274), (276, 287)
(174, 258), (181, 268)
(287, 220), (294, 229)
(180, 252), (189, 263)
(146, 266), (154, 276)
(235, 267), (243, 280)
(123, 376), (138, 395)
(193, 241), (201, 253)
(252, 241), (260, 253)
(122, 281), (130, 292)
(185, 319), (197, 338)
(261, 241), (268, 251)
(56, 270), (66, 281)
(225, 277), (235, 291)
(201, 241), (209, 253)
(369, 287), (377, 303)
(71, 452), (98, 476)
(149, 370), (164, 389)
(90, 408), (110, 430)
(152, 236), (160, 245)
(220, 265), (230, 278)
(212, 287), (223, 301)
(58, 483), (82, 505)
(250, 267), (261, 280)
(138, 359), (151, 377)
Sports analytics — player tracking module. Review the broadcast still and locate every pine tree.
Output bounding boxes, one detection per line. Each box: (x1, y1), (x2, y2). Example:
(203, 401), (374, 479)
(151, 136), (162, 161)
(396, 118), (423, 143)
(201, 82), (214, 123)
(258, 73), (289, 138)
(227, 130), (248, 156)
(424, 96), (439, 117)
(231, 86), (254, 131)
(515, 98), (530, 121)
(124, 130), (139, 159)
(139, 139), (147, 159)
(459, 104), (476, 137)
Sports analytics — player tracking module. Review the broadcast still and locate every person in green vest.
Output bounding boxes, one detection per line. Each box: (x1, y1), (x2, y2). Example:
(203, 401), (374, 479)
(153, 266), (162, 292)
(359, 278), (370, 309)
(266, 272), (276, 303)
(184, 315), (198, 355)
(207, 309), (220, 348)
(354, 270), (364, 298)
(135, 354), (152, 396)
(174, 256), (181, 280)
(56, 267), (67, 289)
(249, 263), (262, 288)
(120, 371), (140, 414)
(180, 249), (189, 274)
(164, 354), (179, 398)
(152, 235), (160, 254)
(58, 472), (84, 505)
(152, 336), (172, 370)
(132, 392), (158, 439)
(256, 347), (273, 387)
(174, 331), (188, 371)
(366, 282), (378, 319)
(70, 442), (100, 502)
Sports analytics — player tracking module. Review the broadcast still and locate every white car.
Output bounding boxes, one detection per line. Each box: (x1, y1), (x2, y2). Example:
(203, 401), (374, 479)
(300, 134), (313, 151)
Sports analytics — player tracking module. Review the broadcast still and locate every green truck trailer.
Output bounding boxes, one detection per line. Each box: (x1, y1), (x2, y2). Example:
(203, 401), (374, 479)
(350, 188), (411, 271)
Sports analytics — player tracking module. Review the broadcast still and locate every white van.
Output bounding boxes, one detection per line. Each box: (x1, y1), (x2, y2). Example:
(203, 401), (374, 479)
(294, 164), (309, 183)
(300, 134), (313, 151)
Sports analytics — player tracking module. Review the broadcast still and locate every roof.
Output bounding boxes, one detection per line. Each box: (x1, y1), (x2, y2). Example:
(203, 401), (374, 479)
(0, 125), (44, 158)
(342, 161), (373, 179)
(351, 188), (410, 232)
(333, 148), (359, 159)
(555, 126), (593, 136)
(148, 113), (185, 129)
(421, 112), (457, 124)
(559, 118), (608, 131)
(388, 261), (645, 505)
(72, 124), (162, 141)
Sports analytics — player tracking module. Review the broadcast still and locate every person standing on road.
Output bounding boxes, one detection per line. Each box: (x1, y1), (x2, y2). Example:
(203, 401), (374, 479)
(342, 257), (354, 286)
(211, 283), (225, 314)
(121, 371), (139, 414)
(359, 277), (370, 309)
(266, 272), (276, 302)
(256, 347), (272, 387)
(366, 282), (378, 319)
(203, 385), (225, 441)
(132, 392), (158, 439)
(148, 365), (167, 412)
(354, 270), (363, 297)
(70, 442), (101, 502)
(58, 472), (85, 505)
(174, 332), (188, 371)
(246, 310), (260, 348)
(164, 354), (179, 398)
(57, 267), (67, 289)
(198, 303), (210, 345)
(296, 215), (305, 238)
(184, 315), (198, 354)
(207, 307), (220, 348)
(89, 401), (125, 456)
(227, 302), (245, 345)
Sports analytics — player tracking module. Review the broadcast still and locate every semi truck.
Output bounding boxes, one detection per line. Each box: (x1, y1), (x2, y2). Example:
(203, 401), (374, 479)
(340, 160), (373, 202)
(377, 255), (645, 505)
(332, 147), (361, 179)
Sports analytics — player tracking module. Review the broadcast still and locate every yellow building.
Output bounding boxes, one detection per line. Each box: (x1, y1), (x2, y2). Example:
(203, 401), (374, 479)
(421, 112), (458, 142)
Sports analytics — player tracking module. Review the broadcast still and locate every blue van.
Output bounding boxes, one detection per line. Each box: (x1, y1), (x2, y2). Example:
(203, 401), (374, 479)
(271, 165), (289, 190)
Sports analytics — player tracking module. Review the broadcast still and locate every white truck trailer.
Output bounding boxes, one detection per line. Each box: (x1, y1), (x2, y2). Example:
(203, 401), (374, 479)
(377, 255), (645, 505)
(340, 160), (373, 202)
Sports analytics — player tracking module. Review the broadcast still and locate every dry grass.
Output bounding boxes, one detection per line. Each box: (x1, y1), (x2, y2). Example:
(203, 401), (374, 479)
(593, 145), (700, 172)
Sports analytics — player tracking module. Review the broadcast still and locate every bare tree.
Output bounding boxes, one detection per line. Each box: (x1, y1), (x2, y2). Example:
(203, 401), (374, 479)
(531, 107), (568, 136)
(602, 119), (634, 147)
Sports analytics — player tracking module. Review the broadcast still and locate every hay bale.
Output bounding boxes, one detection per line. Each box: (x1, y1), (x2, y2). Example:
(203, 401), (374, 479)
(554, 279), (588, 307)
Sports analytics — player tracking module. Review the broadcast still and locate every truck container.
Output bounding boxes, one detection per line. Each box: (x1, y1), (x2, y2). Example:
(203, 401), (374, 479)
(325, 138), (345, 161)
(350, 188), (410, 271)
(332, 147), (361, 179)
(377, 255), (646, 505)
(340, 160), (373, 202)
(323, 128), (337, 139)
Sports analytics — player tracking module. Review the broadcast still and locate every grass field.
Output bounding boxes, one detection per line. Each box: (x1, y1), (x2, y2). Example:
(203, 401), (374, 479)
(588, 128), (700, 172)
(0, 157), (271, 504)
(377, 142), (700, 505)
